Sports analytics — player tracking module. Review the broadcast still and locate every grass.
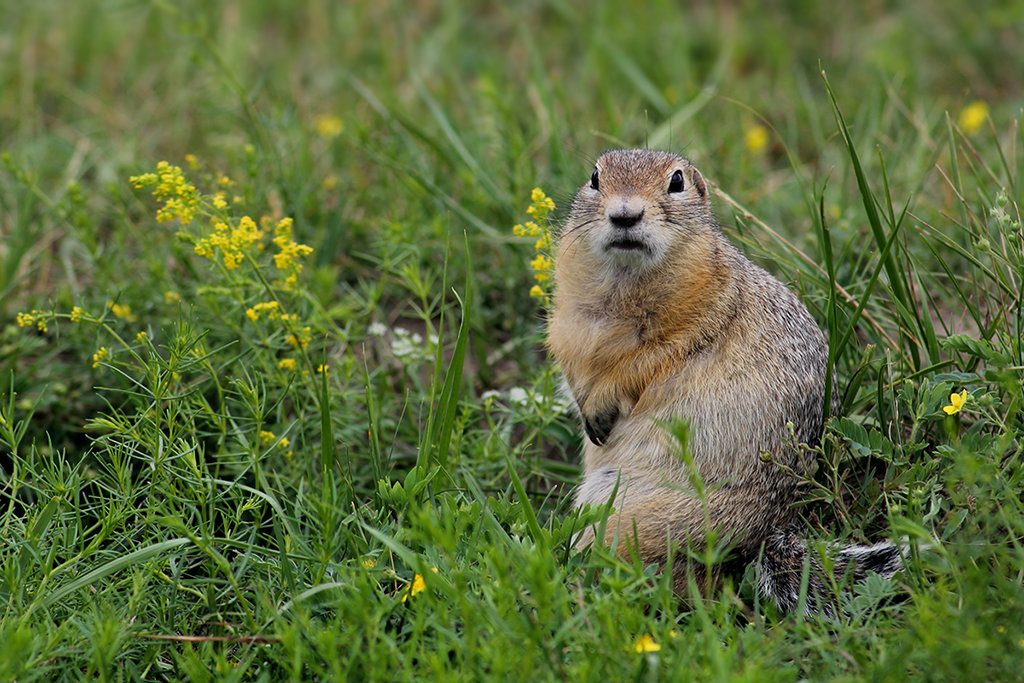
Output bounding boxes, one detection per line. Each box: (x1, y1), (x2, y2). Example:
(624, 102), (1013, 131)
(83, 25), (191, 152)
(2, 0), (1023, 679)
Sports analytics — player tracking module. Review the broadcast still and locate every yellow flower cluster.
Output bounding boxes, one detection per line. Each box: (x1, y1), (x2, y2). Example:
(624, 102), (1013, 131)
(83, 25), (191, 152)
(16, 310), (48, 333)
(271, 217), (314, 289)
(70, 306), (85, 323)
(129, 160), (316, 373)
(92, 346), (110, 368)
(129, 161), (200, 225)
(246, 298), (306, 368)
(194, 216), (264, 269)
(108, 301), (137, 322)
(132, 162), (313, 290)
(260, 430), (290, 448)
(286, 327), (312, 350)
(246, 301), (283, 322)
(259, 430), (293, 458)
(513, 187), (556, 303)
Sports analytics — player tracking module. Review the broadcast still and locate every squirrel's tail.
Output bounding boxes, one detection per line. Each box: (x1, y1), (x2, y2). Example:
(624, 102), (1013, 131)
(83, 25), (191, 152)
(755, 527), (904, 618)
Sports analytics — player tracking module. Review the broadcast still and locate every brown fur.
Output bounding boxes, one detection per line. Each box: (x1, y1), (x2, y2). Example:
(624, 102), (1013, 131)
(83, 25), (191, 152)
(549, 149), (831, 600)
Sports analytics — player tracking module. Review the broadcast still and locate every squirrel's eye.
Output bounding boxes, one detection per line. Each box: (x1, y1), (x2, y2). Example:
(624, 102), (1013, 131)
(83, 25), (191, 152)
(668, 170), (684, 193)
(590, 169), (599, 190)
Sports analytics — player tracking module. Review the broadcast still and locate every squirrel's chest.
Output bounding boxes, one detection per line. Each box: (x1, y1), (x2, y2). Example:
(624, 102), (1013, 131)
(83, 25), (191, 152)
(561, 304), (662, 359)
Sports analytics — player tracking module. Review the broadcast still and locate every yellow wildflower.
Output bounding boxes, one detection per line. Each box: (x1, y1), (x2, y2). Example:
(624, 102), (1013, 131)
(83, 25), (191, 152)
(164, 291), (181, 304)
(260, 430), (276, 446)
(314, 114), (345, 139)
(18, 311), (49, 332)
(362, 558), (377, 569)
(958, 101), (988, 136)
(246, 301), (280, 322)
(184, 154), (199, 170)
(287, 327), (312, 350)
(130, 161), (200, 225)
(108, 301), (137, 322)
(136, 331), (148, 342)
(212, 192), (228, 209)
(272, 217), (313, 289)
(400, 568), (438, 602)
(942, 389), (968, 415)
(513, 221), (542, 238)
(529, 187), (556, 213)
(530, 254), (554, 283)
(744, 124), (770, 154)
(515, 188), (557, 304)
(402, 574), (426, 602)
(632, 634), (661, 653)
(278, 358), (297, 371)
(195, 215), (264, 270)
(92, 346), (110, 368)
(317, 364), (328, 374)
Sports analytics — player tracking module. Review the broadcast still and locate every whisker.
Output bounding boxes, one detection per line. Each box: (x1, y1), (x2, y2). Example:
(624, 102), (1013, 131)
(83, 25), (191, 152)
(556, 217), (600, 256)
(558, 217), (599, 241)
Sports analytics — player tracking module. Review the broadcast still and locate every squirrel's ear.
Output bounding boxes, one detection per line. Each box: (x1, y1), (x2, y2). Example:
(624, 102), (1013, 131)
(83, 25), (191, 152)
(687, 167), (707, 198)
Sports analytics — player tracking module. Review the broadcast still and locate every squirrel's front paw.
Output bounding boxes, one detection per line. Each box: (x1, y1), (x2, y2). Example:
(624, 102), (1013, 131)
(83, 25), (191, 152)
(583, 405), (619, 446)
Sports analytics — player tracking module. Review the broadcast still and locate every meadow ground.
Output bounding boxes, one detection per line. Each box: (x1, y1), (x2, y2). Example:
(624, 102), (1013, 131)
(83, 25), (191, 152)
(2, 1), (1023, 680)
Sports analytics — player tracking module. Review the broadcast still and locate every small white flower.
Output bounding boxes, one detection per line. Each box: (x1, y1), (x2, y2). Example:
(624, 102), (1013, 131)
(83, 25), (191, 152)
(367, 322), (388, 337)
(391, 327), (427, 360)
(507, 387), (530, 406)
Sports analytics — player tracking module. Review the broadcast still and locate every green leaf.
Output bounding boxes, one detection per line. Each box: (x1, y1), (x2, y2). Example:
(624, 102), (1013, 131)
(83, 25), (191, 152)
(30, 538), (191, 615)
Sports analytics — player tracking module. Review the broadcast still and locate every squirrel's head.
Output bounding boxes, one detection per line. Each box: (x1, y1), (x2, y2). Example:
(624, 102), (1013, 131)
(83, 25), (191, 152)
(559, 149), (712, 275)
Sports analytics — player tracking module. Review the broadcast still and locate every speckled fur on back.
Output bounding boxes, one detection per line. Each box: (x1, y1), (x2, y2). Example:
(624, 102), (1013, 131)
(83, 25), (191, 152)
(548, 149), (900, 614)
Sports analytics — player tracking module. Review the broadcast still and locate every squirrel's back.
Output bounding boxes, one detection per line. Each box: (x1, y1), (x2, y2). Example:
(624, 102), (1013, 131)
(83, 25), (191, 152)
(549, 149), (899, 613)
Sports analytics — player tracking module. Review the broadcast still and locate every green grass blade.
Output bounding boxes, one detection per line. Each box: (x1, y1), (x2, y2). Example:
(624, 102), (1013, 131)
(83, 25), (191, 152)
(431, 235), (472, 471)
(822, 70), (919, 367)
(30, 538), (191, 615)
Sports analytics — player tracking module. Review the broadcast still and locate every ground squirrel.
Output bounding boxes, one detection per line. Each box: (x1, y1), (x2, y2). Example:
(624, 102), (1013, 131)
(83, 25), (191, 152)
(549, 149), (900, 616)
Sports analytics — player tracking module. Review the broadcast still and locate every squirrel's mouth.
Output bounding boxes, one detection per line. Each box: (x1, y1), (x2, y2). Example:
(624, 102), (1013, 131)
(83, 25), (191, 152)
(607, 238), (648, 251)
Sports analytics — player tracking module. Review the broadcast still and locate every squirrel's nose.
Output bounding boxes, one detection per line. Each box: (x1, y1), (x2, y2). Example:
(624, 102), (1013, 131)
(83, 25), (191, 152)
(609, 206), (644, 229)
